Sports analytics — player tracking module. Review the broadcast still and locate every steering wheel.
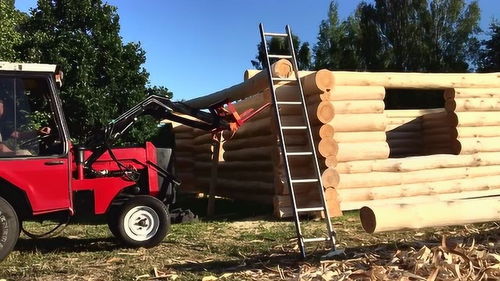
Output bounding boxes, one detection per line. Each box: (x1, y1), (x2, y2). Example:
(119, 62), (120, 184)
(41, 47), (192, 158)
(19, 134), (51, 149)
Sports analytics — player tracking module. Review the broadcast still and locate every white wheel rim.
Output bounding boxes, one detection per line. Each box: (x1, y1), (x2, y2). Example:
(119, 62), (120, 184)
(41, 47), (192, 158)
(123, 206), (160, 242)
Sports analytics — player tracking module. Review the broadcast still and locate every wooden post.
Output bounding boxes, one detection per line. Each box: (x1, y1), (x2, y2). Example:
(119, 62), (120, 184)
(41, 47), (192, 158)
(206, 131), (222, 217)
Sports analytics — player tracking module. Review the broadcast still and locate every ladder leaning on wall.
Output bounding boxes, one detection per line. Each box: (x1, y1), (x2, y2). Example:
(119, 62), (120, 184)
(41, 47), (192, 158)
(258, 23), (337, 258)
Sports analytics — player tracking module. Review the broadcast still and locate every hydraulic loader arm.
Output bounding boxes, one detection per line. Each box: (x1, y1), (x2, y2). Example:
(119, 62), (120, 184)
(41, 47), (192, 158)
(84, 95), (235, 170)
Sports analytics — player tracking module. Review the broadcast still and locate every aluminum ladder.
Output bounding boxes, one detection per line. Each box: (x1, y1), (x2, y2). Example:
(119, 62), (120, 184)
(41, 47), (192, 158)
(259, 23), (336, 258)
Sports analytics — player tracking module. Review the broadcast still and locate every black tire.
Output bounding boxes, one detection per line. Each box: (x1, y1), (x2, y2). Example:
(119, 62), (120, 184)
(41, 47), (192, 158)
(106, 205), (120, 238)
(114, 196), (170, 248)
(0, 197), (20, 261)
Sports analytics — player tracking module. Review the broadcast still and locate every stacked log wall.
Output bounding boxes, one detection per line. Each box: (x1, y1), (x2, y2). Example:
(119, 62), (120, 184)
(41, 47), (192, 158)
(172, 68), (500, 218)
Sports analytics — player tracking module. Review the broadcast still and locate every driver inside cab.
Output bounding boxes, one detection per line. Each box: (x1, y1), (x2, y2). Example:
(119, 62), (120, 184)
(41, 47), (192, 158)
(0, 78), (54, 156)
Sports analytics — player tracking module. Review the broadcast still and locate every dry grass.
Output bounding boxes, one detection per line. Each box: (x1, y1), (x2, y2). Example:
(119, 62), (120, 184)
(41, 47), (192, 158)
(0, 198), (498, 281)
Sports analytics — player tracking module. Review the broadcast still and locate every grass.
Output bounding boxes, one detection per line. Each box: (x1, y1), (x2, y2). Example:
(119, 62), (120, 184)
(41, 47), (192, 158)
(0, 196), (498, 281)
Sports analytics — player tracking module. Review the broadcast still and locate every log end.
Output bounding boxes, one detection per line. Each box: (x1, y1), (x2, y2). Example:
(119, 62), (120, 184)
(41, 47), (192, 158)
(317, 101), (335, 124)
(271, 59), (293, 78)
(359, 206), (376, 234)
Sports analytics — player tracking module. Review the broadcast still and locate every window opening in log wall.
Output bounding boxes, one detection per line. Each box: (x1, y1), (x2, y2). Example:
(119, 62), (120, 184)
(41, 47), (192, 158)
(384, 89), (457, 158)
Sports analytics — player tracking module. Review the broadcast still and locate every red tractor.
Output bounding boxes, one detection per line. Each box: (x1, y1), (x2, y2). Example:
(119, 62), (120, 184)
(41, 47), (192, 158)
(0, 62), (239, 260)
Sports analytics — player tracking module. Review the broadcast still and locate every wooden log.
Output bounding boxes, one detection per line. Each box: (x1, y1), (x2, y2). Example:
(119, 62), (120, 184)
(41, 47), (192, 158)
(455, 112), (500, 127)
(359, 197), (500, 233)
(444, 88), (500, 99)
(324, 86), (385, 101)
(195, 160), (274, 172)
(340, 189), (500, 210)
(323, 131), (387, 143)
(458, 137), (500, 154)
(387, 138), (422, 148)
(223, 135), (276, 151)
(338, 174), (500, 202)
(193, 143), (212, 154)
(389, 147), (422, 158)
(385, 109), (445, 118)
(197, 177), (275, 194)
(321, 168), (340, 188)
(421, 127), (456, 138)
(445, 98), (500, 112)
(385, 121), (422, 132)
(319, 124), (335, 138)
(316, 101), (335, 124)
(245, 69), (334, 95)
(322, 114), (387, 132)
(317, 100), (385, 123)
(231, 91), (270, 114)
(422, 133), (453, 144)
(174, 132), (193, 139)
(317, 138), (339, 158)
(386, 131), (421, 140)
(172, 125), (193, 133)
(223, 146), (277, 161)
(325, 156), (338, 168)
(217, 171), (275, 182)
(301, 69), (335, 94)
(223, 117), (272, 140)
(331, 72), (500, 88)
(336, 165), (500, 189)
(456, 126), (500, 138)
(386, 117), (421, 126)
(335, 142), (390, 162)
(334, 153), (500, 174)
(185, 59), (293, 109)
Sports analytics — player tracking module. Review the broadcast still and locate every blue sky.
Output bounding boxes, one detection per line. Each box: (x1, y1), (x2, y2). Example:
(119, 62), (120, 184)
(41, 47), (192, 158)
(15, 0), (499, 101)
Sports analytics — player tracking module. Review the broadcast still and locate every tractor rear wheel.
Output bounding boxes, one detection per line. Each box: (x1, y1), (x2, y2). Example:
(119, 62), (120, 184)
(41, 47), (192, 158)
(0, 197), (20, 261)
(114, 196), (170, 248)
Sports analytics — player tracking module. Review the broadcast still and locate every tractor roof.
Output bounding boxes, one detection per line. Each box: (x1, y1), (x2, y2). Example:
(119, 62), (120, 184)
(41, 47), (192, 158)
(0, 61), (57, 73)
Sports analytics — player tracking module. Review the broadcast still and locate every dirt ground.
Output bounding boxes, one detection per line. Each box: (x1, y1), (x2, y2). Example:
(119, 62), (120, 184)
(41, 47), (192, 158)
(0, 197), (498, 281)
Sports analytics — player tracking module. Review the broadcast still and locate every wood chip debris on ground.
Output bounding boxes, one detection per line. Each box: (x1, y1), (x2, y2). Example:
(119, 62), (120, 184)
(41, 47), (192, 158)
(298, 235), (499, 281)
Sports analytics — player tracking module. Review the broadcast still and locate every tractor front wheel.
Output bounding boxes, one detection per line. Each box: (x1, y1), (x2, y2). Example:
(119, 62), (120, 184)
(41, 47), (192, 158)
(0, 197), (20, 261)
(113, 196), (170, 248)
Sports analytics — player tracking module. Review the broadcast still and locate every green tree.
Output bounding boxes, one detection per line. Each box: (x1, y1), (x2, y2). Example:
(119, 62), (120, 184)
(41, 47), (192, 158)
(478, 20), (500, 72)
(356, 0), (480, 72)
(0, 0), (25, 61)
(315, 0), (480, 72)
(313, 1), (346, 69)
(251, 34), (312, 70)
(17, 0), (155, 144)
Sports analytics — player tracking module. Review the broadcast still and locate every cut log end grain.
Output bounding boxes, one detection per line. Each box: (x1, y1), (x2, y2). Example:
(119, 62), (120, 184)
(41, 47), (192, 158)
(271, 60), (293, 78)
(302, 69), (335, 93)
(321, 168), (340, 188)
(317, 101), (335, 123)
(318, 138), (339, 158)
(360, 206), (377, 233)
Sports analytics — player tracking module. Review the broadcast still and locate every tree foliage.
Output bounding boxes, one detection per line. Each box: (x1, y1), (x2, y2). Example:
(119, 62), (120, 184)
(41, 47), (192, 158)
(16, 0), (156, 144)
(251, 34), (312, 70)
(315, 0), (481, 72)
(0, 0), (25, 61)
(478, 20), (500, 72)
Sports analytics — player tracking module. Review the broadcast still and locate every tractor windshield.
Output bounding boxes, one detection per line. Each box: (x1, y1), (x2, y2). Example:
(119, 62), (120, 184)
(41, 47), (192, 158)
(0, 76), (64, 157)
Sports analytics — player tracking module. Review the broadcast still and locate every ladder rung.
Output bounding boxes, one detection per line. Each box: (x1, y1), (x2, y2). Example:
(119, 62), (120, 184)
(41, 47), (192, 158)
(272, 77), (297, 82)
(297, 207), (325, 212)
(268, 54), (293, 59)
(291, 179), (318, 183)
(281, 126), (307, 130)
(286, 151), (312, 156)
(277, 101), (302, 105)
(264, 32), (288, 37)
(303, 237), (331, 243)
